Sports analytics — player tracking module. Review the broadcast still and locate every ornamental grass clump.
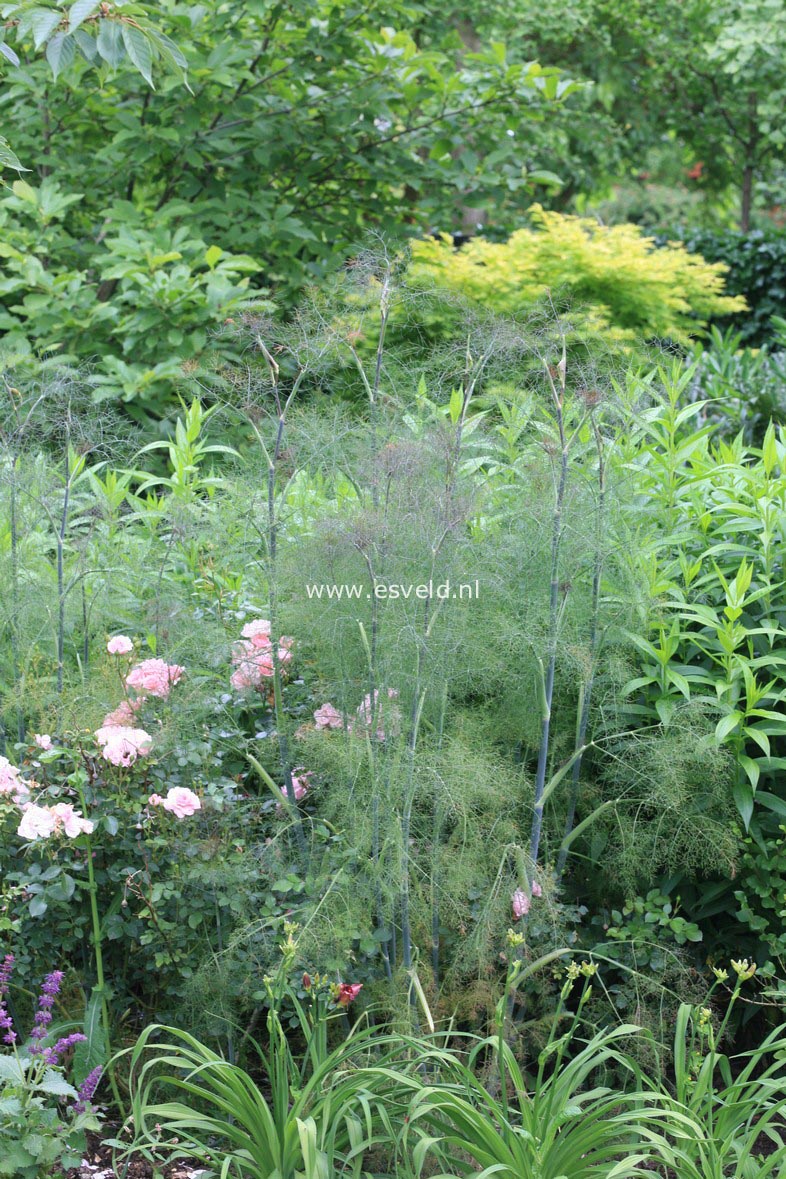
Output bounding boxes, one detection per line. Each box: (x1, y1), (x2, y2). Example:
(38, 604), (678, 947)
(120, 927), (424, 1179)
(640, 961), (786, 1179)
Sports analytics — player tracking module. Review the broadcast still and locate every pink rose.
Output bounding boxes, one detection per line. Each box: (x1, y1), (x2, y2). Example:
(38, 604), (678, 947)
(101, 699), (142, 728)
(241, 619), (272, 647)
(17, 805), (59, 841)
(126, 658), (184, 699)
(147, 793), (164, 807)
(231, 642), (275, 687)
(313, 703), (344, 730)
(279, 768), (312, 810)
(161, 787), (201, 818)
(230, 624), (294, 692)
(94, 725), (153, 767)
(107, 635), (134, 655)
(50, 803), (94, 838)
(356, 688), (400, 741)
(0, 757), (30, 805)
(512, 888), (530, 920)
(33, 734), (53, 751)
(17, 802), (93, 840)
(0, 760), (30, 806)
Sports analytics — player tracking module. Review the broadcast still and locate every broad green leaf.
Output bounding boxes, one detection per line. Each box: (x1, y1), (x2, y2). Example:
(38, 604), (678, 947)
(733, 781), (754, 831)
(28, 894), (48, 918)
(36, 1068), (78, 1098)
(46, 31), (77, 78)
(69, 0), (100, 33)
(0, 1056), (26, 1082)
(0, 135), (26, 172)
(73, 26), (99, 62)
(96, 19), (125, 67)
(715, 710), (743, 742)
(31, 8), (62, 49)
(738, 754), (760, 790)
(121, 23), (154, 86)
(0, 40), (20, 67)
(73, 989), (107, 1085)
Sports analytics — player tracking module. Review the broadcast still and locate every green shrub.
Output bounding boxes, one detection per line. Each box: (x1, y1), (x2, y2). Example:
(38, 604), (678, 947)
(688, 323), (786, 444)
(407, 206), (746, 355)
(668, 225), (786, 346)
(0, 181), (270, 424)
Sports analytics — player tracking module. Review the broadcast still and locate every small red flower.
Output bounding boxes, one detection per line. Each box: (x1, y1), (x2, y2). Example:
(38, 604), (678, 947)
(337, 983), (363, 1006)
(302, 973), (312, 991)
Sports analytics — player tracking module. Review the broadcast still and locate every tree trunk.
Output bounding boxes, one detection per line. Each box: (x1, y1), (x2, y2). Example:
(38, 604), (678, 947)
(740, 93), (758, 233)
(741, 162), (753, 233)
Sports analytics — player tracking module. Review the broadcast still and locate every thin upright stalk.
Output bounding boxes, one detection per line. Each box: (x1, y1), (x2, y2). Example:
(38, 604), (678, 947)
(529, 353), (569, 868)
(81, 580), (90, 671)
(430, 682), (448, 986)
(557, 419), (606, 879)
(401, 677), (427, 981)
(9, 455), (24, 741)
(346, 278), (397, 978)
(77, 785), (124, 1117)
(401, 350), (486, 988)
(254, 344), (308, 862)
(56, 449), (72, 696)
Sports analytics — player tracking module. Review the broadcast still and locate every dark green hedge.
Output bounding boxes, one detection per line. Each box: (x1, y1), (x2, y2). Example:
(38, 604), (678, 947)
(659, 226), (786, 346)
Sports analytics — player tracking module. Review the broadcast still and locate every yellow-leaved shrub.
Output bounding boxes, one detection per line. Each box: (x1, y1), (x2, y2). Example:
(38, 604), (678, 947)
(409, 206), (747, 347)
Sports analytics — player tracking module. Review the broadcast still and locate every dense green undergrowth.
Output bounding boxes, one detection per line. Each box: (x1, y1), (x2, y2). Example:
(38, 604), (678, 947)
(2, 276), (786, 1173)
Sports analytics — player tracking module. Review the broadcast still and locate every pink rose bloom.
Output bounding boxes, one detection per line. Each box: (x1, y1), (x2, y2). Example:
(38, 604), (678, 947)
(512, 889), (530, 920)
(107, 635), (134, 655)
(230, 636), (293, 691)
(241, 619), (272, 647)
(0, 757), (30, 805)
(34, 734), (53, 751)
(126, 658), (184, 699)
(161, 787), (201, 818)
(356, 688), (400, 741)
(101, 699), (142, 728)
(279, 769), (312, 808)
(230, 624), (294, 692)
(231, 642), (275, 684)
(313, 703), (344, 730)
(147, 793), (164, 807)
(17, 804), (59, 841)
(94, 725), (153, 767)
(532, 880), (543, 898)
(230, 665), (256, 691)
(51, 803), (94, 838)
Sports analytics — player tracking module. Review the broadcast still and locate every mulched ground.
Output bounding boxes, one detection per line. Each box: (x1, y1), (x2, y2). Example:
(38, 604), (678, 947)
(64, 1131), (206, 1179)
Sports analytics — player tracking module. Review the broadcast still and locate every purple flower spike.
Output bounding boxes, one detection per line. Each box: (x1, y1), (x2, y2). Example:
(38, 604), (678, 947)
(29, 970), (65, 1053)
(42, 1032), (87, 1066)
(0, 955), (14, 996)
(73, 1065), (103, 1113)
(0, 954), (16, 1044)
